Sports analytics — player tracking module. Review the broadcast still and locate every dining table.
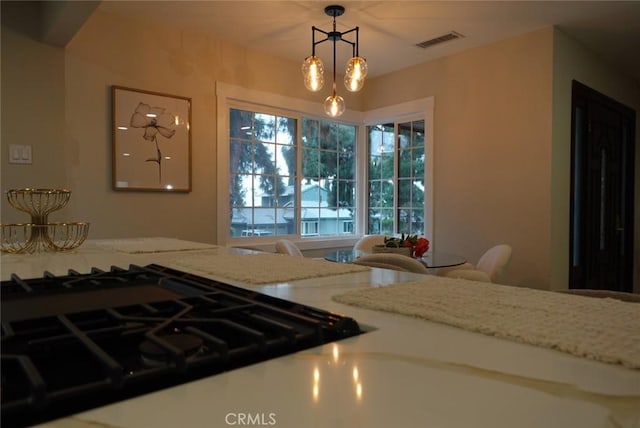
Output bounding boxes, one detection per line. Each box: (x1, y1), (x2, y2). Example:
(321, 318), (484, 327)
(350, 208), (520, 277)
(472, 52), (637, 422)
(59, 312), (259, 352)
(324, 247), (467, 269)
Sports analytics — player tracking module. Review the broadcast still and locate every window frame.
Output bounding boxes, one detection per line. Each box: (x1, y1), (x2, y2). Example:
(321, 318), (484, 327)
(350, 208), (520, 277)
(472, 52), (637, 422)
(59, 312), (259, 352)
(366, 118), (427, 236)
(216, 82), (363, 251)
(301, 221), (319, 236)
(363, 99), (435, 250)
(216, 82), (433, 251)
(228, 108), (299, 239)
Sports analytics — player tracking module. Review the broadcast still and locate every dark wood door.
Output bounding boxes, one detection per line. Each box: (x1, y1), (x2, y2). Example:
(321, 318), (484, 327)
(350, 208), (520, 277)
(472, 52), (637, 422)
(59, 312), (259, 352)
(570, 81), (635, 292)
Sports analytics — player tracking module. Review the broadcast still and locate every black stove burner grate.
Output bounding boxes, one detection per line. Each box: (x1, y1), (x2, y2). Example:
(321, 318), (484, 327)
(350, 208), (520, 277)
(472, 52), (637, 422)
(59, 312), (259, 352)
(1, 264), (363, 427)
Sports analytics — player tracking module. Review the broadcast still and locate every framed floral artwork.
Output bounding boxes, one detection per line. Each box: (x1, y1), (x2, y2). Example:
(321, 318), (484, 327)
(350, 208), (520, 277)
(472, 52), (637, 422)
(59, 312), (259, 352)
(112, 86), (192, 192)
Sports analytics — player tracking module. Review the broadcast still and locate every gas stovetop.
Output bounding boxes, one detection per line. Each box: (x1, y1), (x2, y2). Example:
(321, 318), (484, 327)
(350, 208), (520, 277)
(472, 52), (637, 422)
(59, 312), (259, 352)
(1, 264), (363, 427)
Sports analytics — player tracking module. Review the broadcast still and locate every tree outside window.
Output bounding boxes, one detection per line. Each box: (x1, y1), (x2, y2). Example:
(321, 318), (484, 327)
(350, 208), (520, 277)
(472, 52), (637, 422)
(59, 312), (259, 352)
(229, 109), (295, 237)
(367, 119), (426, 236)
(229, 108), (357, 239)
(301, 119), (356, 237)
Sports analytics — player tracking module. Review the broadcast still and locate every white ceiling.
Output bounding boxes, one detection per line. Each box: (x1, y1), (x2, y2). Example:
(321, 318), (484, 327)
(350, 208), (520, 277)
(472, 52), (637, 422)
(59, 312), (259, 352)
(95, 1), (640, 83)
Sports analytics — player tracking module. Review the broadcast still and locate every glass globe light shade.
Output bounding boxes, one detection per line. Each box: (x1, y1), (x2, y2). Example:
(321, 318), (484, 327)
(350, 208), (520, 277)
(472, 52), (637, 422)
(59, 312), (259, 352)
(344, 75), (365, 92)
(344, 56), (368, 92)
(301, 55), (324, 92)
(324, 93), (345, 117)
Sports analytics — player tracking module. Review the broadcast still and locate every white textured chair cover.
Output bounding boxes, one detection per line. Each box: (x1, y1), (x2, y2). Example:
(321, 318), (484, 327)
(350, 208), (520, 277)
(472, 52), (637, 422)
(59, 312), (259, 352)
(443, 244), (512, 283)
(444, 268), (492, 282)
(275, 239), (303, 257)
(353, 253), (430, 274)
(353, 235), (385, 252)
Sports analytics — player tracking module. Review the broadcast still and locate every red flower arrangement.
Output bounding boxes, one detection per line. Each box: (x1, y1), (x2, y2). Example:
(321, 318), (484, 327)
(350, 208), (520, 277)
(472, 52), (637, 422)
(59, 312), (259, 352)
(383, 234), (430, 258)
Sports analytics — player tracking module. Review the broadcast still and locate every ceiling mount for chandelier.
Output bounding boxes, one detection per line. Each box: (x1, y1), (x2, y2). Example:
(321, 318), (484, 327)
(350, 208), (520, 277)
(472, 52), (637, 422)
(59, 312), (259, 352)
(301, 4), (368, 117)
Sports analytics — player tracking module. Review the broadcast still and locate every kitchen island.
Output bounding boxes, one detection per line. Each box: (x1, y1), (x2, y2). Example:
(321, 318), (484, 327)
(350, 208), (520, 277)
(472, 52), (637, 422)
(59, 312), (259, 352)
(1, 238), (639, 428)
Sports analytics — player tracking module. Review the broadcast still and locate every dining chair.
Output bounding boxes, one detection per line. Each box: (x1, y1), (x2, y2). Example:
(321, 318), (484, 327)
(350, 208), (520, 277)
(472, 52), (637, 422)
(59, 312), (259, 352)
(440, 244), (512, 283)
(275, 239), (304, 257)
(353, 235), (385, 252)
(353, 253), (430, 274)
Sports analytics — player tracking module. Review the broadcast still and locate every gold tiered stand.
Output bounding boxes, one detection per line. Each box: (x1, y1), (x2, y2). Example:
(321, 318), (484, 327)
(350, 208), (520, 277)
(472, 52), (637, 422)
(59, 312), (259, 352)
(1, 188), (90, 253)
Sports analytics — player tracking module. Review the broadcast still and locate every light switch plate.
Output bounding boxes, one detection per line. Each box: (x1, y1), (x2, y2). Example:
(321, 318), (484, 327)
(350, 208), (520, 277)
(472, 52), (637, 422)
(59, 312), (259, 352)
(8, 144), (32, 164)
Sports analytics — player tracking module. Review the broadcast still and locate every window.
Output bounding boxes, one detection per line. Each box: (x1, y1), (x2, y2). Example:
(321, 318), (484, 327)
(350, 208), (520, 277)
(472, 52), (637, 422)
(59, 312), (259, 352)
(217, 82), (433, 248)
(398, 119), (426, 235)
(367, 123), (395, 234)
(229, 108), (296, 237)
(226, 105), (357, 241)
(301, 119), (357, 237)
(301, 221), (319, 236)
(367, 118), (429, 237)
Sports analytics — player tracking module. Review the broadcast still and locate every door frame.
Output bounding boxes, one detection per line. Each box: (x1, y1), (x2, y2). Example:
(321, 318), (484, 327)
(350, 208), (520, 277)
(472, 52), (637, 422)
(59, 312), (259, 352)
(569, 80), (636, 291)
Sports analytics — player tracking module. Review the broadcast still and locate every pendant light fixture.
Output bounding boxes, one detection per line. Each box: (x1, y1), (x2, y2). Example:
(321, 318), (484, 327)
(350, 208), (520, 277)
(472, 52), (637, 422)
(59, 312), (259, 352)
(301, 5), (367, 117)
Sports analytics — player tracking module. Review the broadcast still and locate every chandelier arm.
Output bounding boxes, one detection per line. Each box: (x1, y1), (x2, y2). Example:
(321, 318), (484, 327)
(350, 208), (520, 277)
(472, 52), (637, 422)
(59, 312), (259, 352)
(311, 27), (331, 55)
(331, 27), (359, 54)
(339, 27), (358, 38)
(313, 36), (331, 48)
(314, 37), (331, 46)
(341, 39), (356, 57)
(313, 26), (331, 38)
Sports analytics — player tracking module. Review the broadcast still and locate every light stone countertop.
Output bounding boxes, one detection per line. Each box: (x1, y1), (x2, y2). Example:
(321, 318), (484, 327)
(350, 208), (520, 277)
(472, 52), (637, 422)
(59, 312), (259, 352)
(2, 239), (639, 428)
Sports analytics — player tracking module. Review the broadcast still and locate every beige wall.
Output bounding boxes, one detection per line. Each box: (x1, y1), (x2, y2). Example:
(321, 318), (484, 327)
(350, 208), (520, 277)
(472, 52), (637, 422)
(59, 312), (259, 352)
(2, 9), (638, 290)
(2, 9), (358, 242)
(551, 28), (640, 292)
(364, 28), (555, 288)
(1, 27), (68, 215)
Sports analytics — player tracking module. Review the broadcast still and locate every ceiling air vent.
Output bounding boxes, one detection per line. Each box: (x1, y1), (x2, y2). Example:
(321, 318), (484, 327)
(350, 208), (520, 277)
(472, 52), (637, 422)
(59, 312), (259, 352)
(416, 31), (464, 49)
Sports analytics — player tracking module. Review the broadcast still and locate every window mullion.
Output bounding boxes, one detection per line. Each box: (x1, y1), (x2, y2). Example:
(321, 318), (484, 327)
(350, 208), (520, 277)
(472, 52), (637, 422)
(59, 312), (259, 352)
(393, 122), (400, 234)
(295, 118), (303, 238)
(356, 125), (368, 236)
(363, 100), (433, 240)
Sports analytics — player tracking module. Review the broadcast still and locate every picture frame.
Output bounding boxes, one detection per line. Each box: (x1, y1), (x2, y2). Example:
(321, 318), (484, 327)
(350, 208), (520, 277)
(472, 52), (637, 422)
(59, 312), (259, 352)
(111, 86), (192, 192)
